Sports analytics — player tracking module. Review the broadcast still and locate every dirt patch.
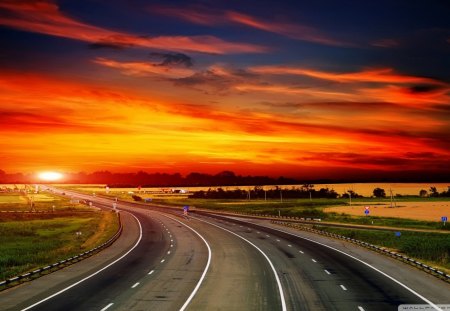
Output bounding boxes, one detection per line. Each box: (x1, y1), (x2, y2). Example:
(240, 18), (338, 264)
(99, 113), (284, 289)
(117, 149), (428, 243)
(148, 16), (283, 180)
(326, 201), (450, 221)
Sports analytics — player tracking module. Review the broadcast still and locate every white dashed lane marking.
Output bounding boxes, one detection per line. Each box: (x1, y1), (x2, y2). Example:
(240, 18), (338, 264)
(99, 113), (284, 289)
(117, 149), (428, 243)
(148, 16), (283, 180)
(324, 270), (331, 275)
(312, 259), (317, 263)
(131, 282), (140, 289)
(100, 303), (114, 311)
(148, 270), (154, 275)
(340, 285), (347, 291)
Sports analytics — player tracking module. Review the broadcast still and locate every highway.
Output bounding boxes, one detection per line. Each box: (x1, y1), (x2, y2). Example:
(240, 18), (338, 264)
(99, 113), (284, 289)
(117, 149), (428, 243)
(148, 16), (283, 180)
(1, 188), (449, 311)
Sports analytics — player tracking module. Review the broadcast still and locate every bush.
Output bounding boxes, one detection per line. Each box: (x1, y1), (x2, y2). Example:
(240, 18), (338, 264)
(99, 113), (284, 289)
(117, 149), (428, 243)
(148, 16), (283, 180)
(131, 195), (142, 201)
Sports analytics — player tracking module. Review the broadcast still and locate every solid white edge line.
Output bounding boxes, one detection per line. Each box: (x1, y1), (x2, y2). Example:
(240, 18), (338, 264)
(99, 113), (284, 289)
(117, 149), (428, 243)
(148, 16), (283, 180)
(100, 302), (114, 311)
(157, 214), (212, 311)
(21, 212), (143, 311)
(194, 216), (287, 311)
(230, 217), (442, 311)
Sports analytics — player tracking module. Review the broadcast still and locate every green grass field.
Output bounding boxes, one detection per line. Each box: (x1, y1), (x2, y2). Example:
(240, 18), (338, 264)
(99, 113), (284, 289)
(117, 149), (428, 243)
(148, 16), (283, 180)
(0, 211), (119, 280)
(0, 186), (120, 281)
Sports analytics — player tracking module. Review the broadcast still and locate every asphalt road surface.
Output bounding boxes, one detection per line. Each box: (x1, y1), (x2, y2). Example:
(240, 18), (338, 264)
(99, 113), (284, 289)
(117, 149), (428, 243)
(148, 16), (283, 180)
(1, 188), (449, 311)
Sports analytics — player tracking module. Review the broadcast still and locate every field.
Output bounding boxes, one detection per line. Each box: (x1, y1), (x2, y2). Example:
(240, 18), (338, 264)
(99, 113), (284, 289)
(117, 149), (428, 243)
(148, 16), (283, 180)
(326, 201), (450, 222)
(0, 186), (119, 280)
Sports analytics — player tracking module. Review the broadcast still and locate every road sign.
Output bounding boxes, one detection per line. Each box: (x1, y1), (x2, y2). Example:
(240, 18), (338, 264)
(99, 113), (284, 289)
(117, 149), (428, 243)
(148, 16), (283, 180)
(364, 209), (370, 215)
(365, 206), (370, 210)
(395, 231), (401, 237)
(442, 216), (448, 222)
(183, 205), (189, 216)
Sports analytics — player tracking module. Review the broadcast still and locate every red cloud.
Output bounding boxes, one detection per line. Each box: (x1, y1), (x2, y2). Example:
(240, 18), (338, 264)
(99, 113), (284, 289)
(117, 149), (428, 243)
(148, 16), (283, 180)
(0, 0), (266, 54)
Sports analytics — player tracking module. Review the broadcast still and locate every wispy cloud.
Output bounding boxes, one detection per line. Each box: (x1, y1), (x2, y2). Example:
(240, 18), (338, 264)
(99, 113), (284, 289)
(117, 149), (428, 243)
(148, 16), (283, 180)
(249, 66), (443, 85)
(151, 5), (351, 47)
(149, 52), (193, 67)
(0, 0), (266, 54)
(371, 38), (400, 48)
(93, 57), (195, 78)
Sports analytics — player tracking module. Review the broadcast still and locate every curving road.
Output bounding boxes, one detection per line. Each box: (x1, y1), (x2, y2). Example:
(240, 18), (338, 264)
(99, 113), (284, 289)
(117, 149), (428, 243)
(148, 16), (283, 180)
(1, 188), (449, 311)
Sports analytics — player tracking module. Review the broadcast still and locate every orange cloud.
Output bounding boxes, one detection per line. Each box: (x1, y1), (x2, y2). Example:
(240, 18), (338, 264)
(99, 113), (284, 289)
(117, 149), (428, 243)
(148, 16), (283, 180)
(234, 83), (358, 101)
(359, 85), (450, 106)
(151, 5), (350, 47)
(0, 0), (266, 54)
(93, 57), (195, 78)
(249, 66), (442, 85)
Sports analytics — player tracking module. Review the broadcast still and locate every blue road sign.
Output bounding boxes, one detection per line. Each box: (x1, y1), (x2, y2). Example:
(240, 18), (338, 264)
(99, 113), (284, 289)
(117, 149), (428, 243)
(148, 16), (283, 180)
(364, 209), (369, 215)
(395, 231), (401, 237)
(183, 205), (189, 211)
(442, 216), (448, 222)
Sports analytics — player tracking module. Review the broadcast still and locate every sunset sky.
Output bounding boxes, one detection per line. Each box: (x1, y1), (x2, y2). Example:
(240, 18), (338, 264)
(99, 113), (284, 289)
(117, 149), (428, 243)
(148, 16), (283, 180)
(0, 0), (449, 180)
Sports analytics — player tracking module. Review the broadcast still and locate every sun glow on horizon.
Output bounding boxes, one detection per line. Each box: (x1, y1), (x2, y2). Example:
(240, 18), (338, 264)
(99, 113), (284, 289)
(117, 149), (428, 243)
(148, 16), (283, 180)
(38, 171), (64, 182)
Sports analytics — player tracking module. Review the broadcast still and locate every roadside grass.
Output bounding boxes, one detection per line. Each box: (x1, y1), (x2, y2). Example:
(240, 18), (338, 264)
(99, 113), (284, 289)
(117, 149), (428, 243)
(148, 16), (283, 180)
(0, 192), (91, 212)
(0, 211), (119, 280)
(313, 226), (450, 273)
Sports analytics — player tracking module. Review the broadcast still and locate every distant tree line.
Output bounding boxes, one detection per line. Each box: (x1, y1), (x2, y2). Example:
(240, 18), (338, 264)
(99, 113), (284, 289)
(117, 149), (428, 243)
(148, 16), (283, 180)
(188, 185), (450, 200)
(189, 185), (339, 199)
(418, 187), (450, 198)
(0, 169), (301, 187)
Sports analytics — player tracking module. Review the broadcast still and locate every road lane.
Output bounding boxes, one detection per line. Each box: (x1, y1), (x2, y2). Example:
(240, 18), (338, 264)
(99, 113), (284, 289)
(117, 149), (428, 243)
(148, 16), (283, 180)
(193, 213), (449, 311)
(181, 216), (283, 310)
(93, 210), (209, 311)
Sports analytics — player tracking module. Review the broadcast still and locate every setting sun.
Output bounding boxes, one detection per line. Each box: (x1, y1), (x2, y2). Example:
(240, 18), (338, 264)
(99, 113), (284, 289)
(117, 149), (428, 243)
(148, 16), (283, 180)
(38, 171), (63, 182)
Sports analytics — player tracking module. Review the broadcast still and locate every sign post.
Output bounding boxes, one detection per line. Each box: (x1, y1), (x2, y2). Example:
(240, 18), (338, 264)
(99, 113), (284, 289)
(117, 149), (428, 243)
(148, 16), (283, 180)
(442, 216), (448, 226)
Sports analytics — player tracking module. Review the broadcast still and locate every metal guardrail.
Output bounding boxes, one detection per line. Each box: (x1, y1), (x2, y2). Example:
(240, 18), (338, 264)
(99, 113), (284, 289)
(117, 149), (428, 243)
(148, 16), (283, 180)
(272, 220), (450, 283)
(0, 212), (123, 289)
